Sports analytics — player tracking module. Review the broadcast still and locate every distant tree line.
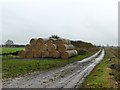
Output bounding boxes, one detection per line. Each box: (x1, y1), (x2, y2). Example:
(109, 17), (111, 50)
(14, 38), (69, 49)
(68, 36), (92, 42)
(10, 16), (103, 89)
(1, 40), (25, 47)
(1, 44), (25, 47)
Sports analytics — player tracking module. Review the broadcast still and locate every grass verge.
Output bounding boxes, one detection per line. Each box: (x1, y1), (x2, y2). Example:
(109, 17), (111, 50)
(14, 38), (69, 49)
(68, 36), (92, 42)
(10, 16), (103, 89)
(82, 48), (118, 88)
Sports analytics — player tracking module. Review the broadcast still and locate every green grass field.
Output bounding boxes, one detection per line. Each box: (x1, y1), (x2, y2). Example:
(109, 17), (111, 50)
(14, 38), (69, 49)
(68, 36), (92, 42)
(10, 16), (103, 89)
(82, 48), (118, 88)
(1, 47), (24, 54)
(1, 47), (25, 60)
(2, 47), (98, 78)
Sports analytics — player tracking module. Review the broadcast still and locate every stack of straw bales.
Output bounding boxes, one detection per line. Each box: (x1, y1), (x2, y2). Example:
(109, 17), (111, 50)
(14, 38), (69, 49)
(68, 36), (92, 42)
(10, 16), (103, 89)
(18, 38), (78, 59)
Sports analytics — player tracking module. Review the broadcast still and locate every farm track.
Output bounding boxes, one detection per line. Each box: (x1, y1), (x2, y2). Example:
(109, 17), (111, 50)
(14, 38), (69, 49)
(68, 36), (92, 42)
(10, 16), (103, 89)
(2, 49), (105, 88)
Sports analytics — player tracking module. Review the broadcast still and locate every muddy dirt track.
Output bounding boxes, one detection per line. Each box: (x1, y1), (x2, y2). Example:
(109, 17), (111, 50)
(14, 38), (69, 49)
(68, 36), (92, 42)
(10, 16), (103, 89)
(2, 49), (105, 88)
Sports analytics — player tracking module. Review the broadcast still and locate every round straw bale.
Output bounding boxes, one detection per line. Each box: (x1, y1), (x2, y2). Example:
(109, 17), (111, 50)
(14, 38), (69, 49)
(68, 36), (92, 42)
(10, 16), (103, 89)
(29, 44), (37, 51)
(54, 39), (64, 45)
(46, 39), (53, 45)
(36, 43), (43, 50)
(25, 51), (34, 58)
(42, 44), (47, 51)
(35, 44), (47, 51)
(18, 50), (26, 58)
(53, 51), (60, 58)
(41, 51), (49, 58)
(54, 38), (71, 45)
(49, 38), (57, 43)
(31, 44), (42, 51)
(25, 44), (31, 51)
(30, 38), (38, 45)
(58, 44), (75, 52)
(36, 38), (48, 44)
(61, 50), (78, 59)
(49, 51), (54, 57)
(47, 44), (57, 52)
(33, 50), (41, 58)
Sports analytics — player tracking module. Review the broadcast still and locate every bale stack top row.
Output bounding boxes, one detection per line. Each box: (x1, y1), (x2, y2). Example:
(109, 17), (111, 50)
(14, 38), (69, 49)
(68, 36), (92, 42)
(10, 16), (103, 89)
(18, 38), (78, 59)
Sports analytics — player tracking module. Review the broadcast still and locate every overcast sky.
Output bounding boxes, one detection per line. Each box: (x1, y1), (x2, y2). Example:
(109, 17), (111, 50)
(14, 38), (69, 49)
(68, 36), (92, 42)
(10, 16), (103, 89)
(1, 0), (119, 46)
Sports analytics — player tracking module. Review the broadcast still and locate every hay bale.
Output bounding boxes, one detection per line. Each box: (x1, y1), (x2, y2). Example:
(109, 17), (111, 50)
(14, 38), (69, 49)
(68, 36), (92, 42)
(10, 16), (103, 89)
(61, 50), (78, 59)
(35, 44), (47, 51)
(48, 51), (60, 58)
(53, 51), (60, 58)
(36, 38), (48, 44)
(58, 44), (75, 52)
(25, 44), (31, 51)
(54, 39), (64, 45)
(18, 50), (26, 58)
(46, 39), (53, 45)
(33, 50), (41, 58)
(35, 43), (43, 49)
(31, 44), (41, 51)
(33, 44), (38, 51)
(47, 44), (57, 52)
(41, 51), (49, 58)
(19, 37), (73, 59)
(41, 44), (47, 51)
(27, 44), (38, 51)
(18, 50), (34, 58)
(46, 38), (58, 45)
(49, 51), (54, 57)
(55, 38), (71, 45)
(25, 51), (34, 58)
(30, 38), (37, 45)
(49, 38), (57, 43)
